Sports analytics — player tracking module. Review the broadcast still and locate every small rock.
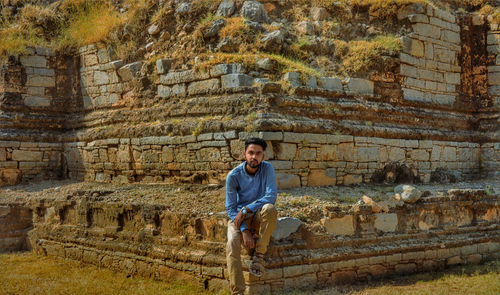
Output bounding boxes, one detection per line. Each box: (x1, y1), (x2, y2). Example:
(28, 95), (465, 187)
(310, 7), (330, 21)
(296, 21), (315, 35)
(175, 2), (191, 15)
(256, 57), (274, 71)
(148, 24), (160, 35)
(216, 0), (235, 17)
(243, 20), (265, 32)
(272, 217), (302, 240)
(394, 184), (422, 203)
(241, 0), (270, 23)
(118, 61), (143, 81)
(362, 195), (383, 213)
(156, 58), (172, 75)
(205, 18), (226, 38)
(260, 30), (284, 52)
(283, 72), (301, 87)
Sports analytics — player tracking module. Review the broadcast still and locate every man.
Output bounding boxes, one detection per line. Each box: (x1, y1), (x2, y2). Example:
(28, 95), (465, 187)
(225, 137), (278, 295)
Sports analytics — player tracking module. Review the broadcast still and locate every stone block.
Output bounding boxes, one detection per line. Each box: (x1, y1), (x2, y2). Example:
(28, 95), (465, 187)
(389, 147), (406, 161)
(221, 74), (253, 88)
(97, 48), (110, 63)
(158, 85), (171, 98)
(269, 160), (292, 170)
(93, 71), (109, 85)
(20, 55), (47, 67)
(466, 254), (482, 265)
(12, 150), (43, 161)
(26, 75), (55, 87)
(276, 173), (301, 189)
(272, 217), (302, 240)
(298, 148), (316, 160)
(435, 48), (455, 64)
(318, 145), (336, 161)
(442, 147), (456, 161)
(24, 96), (50, 107)
(308, 169), (336, 186)
(413, 23), (441, 39)
(410, 149), (429, 161)
(401, 36), (424, 57)
(356, 147), (378, 162)
(187, 79), (220, 94)
(345, 78), (374, 96)
(276, 143), (296, 160)
(118, 62), (143, 82)
(318, 77), (343, 92)
(35, 46), (55, 56)
(446, 255), (463, 266)
(34, 68), (54, 76)
(27, 86), (45, 96)
(322, 215), (355, 235)
(441, 30), (460, 43)
(283, 72), (301, 87)
(402, 88), (425, 102)
(404, 77), (425, 89)
(395, 263), (416, 274)
(171, 84), (186, 96)
(374, 213), (398, 232)
(488, 72), (500, 86)
(337, 143), (355, 161)
(343, 174), (362, 185)
(258, 131), (283, 141)
(0, 168), (21, 186)
(369, 265), (387, 278)
(196, 148), (221, 162)
(156, 58), (172, 75)
(434, 8), (455, 23)
(210, 63), (242, 77)
(331, 270), (357, 284)
(408, 14), (429, 23)
(230, 140), (245, 160)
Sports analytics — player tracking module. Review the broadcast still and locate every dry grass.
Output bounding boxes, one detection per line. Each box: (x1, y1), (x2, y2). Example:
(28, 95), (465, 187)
(0, 251), (228, 295)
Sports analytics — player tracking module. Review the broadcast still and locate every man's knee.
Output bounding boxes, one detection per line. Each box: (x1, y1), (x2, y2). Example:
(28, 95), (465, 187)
(261, 203), (277, 218)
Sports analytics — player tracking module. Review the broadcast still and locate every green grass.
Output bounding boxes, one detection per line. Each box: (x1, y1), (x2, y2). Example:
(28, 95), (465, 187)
(0, 252), (227, 295)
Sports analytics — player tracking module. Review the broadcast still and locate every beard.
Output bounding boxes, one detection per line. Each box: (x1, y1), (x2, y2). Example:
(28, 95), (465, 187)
(247, 159), (260, 169)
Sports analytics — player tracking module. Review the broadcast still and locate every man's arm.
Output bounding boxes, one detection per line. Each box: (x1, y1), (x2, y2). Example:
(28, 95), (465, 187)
(225, 172), (249, 232)
(246, 163), (277, 213)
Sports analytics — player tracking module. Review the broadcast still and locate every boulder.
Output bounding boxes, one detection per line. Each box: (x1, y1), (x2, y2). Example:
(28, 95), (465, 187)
(260, 30), (284, 53)
(272, 217), (302, 240)
(204, 19), (226, 38)
(240, 0), (270, 23)
(216, 0), (235, 17)
(394, 184), (422, 203)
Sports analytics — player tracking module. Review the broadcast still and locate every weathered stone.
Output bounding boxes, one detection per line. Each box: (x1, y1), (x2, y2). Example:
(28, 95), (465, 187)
(12, 150), (43, 161)
(357, 147), (379, 162)
(310, 7), (330, 21)
(118, 62), (143, 81)
(322, 215), (355, 235)
(221, 74), (253, 88)
(413, 23), (441, 39)
(298, 148), (316, 160)
(276, 173), (301, 189)
(410, 149), (429, 161)
(94, 71), (109, 85)
(216, 0), (235, 17)
(260, 30), (284, 52)
(276, 143), (296, 160)
(408, 14), (429, 23)
(446, 255), (463, 266)
(148, 24), (160, 35)
(20, 55), (47, 67)
(0, 168), (21, 186)
(401, 36), (424, 57)
(26, 75), (55, 87)
(171, 84), (186, 96)
(175, 2), (191, 15)
(337, 143), (355, 161)
(187, 79), (220, 94)
(345, 78), (374, 96)
(272, 217), (302, 240)
(375, 213), (398, 232)
(34, 68), (54, 76)
(395, 263), (417, 274)
(24, 96), (50, 107)
(240, 1), (270, 23)
(256, 58), (274, 71)
(204, 19), (227, 38)
(283, 72), (301, 87)
(296, 21), (314, 35)
(156, 58), (172, 75)
(318, 77), (343, 92)
(210, 63), (242, 77)
(157, 85), (171, 98)
(308, 169), (336, 186)
(394, 184), (422, 203)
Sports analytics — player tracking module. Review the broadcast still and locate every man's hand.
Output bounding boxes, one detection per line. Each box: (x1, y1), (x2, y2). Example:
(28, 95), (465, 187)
(242, 229), (255, 249)
(234, 211), (244, 229)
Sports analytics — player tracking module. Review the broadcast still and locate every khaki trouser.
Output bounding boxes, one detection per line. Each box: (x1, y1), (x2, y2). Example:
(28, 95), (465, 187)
(226, 203), (278, 295)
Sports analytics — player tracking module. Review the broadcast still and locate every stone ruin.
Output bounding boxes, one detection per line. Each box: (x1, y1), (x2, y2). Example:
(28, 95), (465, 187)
(0, 3), (499, 294)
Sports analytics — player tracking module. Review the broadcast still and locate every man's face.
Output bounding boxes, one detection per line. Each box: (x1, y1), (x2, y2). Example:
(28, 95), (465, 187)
(245, 144), (264, 169)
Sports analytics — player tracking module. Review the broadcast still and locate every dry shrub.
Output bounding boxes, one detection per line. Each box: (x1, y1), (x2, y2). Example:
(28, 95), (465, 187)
(0, 22), (44, 56)
(57, 0), (124, 49)
(350, 0), (427, 21)
(480, 4), (500, 23)
(219, 17), (254, 45)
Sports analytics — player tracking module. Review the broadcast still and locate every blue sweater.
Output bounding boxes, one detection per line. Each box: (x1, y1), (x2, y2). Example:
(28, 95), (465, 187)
(225, 161), (277, 232)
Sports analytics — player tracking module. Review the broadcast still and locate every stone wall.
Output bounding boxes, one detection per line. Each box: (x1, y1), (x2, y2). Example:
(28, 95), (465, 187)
(20, 188), (499, 293)
(0, 141), (62, 185)
(0, 204), (32, 253)
(63, 132), (482, 187)
(400, 6), (461, 106)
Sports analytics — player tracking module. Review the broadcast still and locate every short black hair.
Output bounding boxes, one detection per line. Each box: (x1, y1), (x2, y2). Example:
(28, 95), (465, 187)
(245, 137), (267, 151)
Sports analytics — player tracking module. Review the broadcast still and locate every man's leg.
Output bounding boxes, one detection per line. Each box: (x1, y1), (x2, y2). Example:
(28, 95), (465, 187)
(254, 203), (278, 255)
(226, 220), (245, 295)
